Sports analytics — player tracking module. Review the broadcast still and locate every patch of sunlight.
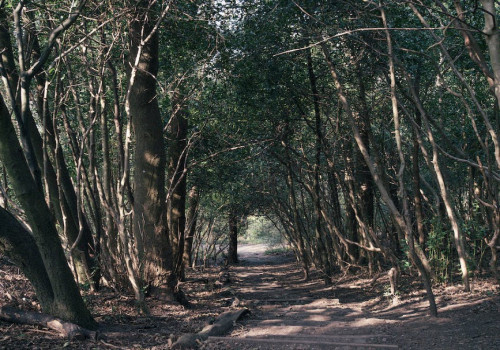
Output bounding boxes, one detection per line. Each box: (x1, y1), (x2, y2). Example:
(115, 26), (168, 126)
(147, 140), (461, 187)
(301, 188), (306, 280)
(144, 152), (160, 166)
(352, 318), (397, 327)
(306, 314), (331, 322)
(245, 325), (304, 337)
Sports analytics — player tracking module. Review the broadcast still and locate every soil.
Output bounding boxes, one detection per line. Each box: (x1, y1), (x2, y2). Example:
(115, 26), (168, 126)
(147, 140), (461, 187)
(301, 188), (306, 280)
(1, 245), (499, 349)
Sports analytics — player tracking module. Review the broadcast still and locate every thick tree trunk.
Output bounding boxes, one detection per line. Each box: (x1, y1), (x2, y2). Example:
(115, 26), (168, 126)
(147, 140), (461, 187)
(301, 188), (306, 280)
(480, 0), (500, 169)
(0, 10), (98, 289)
(128, 1), (171, 290)
(0, 95), (96, 328)
(0, 207), (54, 311)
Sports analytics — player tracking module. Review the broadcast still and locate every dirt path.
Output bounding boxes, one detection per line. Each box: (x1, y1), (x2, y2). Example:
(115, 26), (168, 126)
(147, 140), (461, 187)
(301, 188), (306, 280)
(1, 246), (498, 349)
(203, 244), (500, 350)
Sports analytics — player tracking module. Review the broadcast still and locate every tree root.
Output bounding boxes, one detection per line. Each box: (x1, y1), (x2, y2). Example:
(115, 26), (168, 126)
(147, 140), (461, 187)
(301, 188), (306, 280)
(0, 306), (97, 340)
(171, 307), (249, 349)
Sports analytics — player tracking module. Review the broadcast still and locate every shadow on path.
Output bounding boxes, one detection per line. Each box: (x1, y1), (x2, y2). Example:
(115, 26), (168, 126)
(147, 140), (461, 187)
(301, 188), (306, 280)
(202, 244), (500, 350)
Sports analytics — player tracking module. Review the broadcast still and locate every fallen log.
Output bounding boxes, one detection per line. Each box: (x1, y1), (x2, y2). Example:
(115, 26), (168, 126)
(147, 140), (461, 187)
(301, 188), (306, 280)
(0, 306), (97, 340)
(171, 307), (249, 349)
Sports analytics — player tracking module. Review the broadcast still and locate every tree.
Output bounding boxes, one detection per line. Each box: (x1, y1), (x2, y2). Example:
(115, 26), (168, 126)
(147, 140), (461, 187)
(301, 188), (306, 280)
(0, 0), (97, 327)
(127, 0), (174, 301)
(0, 91), (96, 328)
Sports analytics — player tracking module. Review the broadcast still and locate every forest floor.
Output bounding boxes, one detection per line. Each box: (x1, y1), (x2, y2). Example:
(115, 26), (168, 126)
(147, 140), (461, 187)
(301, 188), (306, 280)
(1, 245), (499, 349)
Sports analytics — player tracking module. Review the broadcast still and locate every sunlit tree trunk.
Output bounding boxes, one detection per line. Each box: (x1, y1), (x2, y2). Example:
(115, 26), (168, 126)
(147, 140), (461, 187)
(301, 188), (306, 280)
(182, 186), (199, 276)
(128, 1), (171, 294)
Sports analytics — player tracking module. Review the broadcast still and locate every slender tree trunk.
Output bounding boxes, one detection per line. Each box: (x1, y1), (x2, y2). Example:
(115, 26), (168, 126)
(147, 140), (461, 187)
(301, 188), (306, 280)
(407, 80), (471, 292)
(167, 91), (188, 277)
(410, 77), (433, 277)
(98, 71), (118, 284)
(307, 48), (332, 280)
(355, 63), (375, 228)
(283, 138), (310, 279)
(343, 165), (359, 262)
(183, 186), (199, 275)
(227, 209), (239, 264)
(321, 39), (437, 316)
(381, 4), (437, 314)
(412, 116), (426, 247)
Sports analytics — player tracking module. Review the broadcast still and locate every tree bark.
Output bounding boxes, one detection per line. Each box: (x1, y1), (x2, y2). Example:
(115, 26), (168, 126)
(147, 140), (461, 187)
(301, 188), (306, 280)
(0, 207), (54, 311)
(167, 91), (188, 277)
(307, 48), (332, 280)
(0, 94), (96, 328)
(0, 9), (98, 289)
(183, 186), (199, 275)
(0, 307), (95, 340)
(227, 209), (239, 264)
(128, 1), (171, 290)
(321, 39), (437, 316)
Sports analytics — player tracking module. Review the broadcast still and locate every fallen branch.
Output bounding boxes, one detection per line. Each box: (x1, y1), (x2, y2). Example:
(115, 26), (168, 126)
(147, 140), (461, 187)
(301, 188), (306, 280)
(171, 308), (249, 349)
(0, 306), (97, 340)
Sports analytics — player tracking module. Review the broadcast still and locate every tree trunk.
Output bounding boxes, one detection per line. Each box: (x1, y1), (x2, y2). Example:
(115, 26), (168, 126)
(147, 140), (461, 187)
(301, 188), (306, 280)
(406, 77), (471, 292)
(228, 209), (239, 264)
(355, 63), (375, 229)
(285, 153), (309, 279)
(183, 186), (199, 276)
(321, 39), (437, 316)
(381, 4), (437, 314)
(307, 48), (332, 280)
(480, 0), (500, 169)
(167, 91), (188, 277)
(128, 1), (171, 291)
(0, 9), (98, 289)
(0, 95), (96, 328)
(0, 307), (96, 340)
(0, 207), (54, 311)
